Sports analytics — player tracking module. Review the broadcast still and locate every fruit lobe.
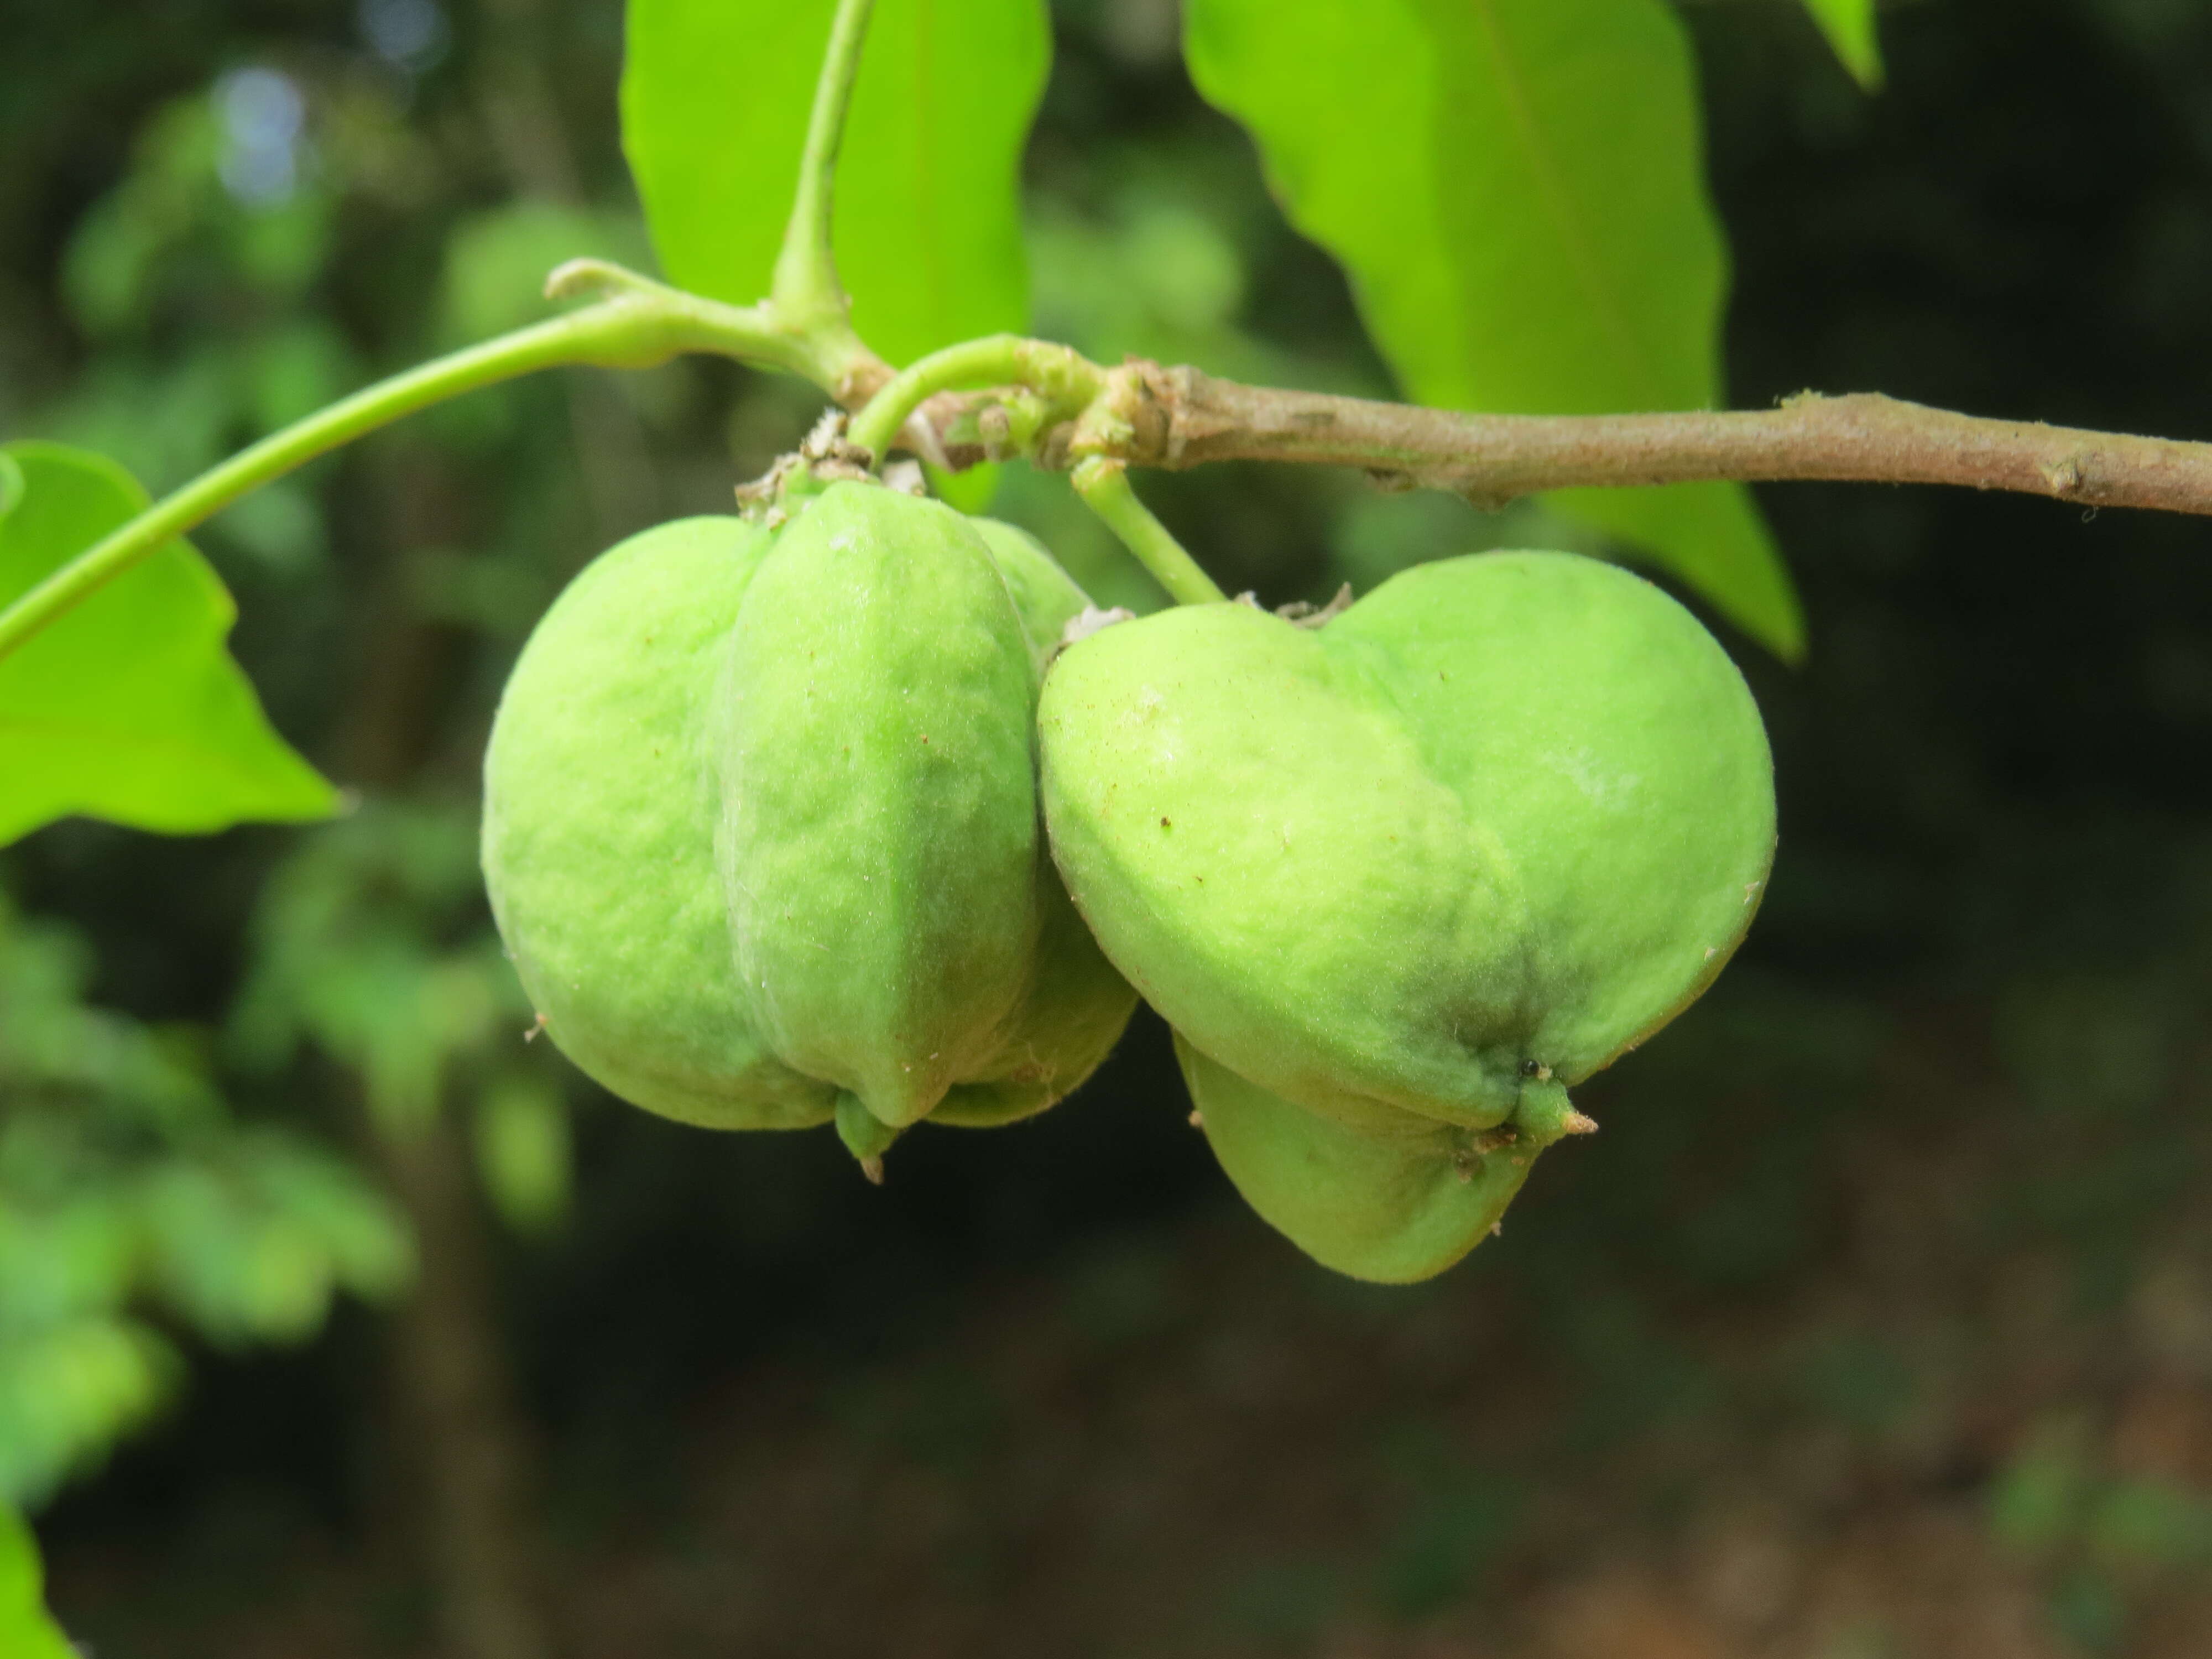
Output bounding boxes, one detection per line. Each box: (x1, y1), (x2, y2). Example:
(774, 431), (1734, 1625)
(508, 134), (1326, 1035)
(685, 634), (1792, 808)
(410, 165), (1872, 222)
(1039, 550), (1775, 1279)
(482, 515), (830, 1131)
(482, 484), (1135, 1156)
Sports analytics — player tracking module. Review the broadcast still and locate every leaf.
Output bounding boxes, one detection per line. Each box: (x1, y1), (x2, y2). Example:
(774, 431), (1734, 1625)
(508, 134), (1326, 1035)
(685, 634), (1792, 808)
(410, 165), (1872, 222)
(622, 0), (1050, 368)
(0, 441), (339, 847)
(0, 1317), (179, 1507)
(0, 1507), (76, 1659)
(471, 1073), (572, 1236)
(1802, 0), (1884, 91)
(1184, 0), (1805, 659)
(439, 201), (656, 346)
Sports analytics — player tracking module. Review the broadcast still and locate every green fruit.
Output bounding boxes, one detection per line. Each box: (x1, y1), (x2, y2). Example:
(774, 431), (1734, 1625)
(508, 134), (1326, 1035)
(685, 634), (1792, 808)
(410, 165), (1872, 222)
(1175, 1036), (1582, 1283)
(482, 514), (826, 1131)
(482, 483), (1136, 1161)
(1038, 551), (1775, 1280)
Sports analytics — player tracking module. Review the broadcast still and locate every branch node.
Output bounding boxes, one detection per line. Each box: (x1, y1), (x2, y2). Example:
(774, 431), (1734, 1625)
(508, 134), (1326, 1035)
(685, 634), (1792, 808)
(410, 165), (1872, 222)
(2041, 453), (2087, 495)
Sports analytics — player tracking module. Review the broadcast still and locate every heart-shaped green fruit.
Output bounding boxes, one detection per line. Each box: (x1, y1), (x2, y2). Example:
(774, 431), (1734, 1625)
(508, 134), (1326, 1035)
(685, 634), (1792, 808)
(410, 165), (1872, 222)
(1039, 551), (1775, 1279)
(482, 484), (1135, 1162)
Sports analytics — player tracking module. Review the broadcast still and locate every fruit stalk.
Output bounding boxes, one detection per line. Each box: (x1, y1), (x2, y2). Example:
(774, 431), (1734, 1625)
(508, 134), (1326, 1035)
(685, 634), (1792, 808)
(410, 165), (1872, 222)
(1069, 458), (1226, 606)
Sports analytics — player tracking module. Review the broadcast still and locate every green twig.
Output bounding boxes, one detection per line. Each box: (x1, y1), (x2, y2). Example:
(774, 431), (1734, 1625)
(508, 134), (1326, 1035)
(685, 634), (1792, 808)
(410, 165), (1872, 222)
(848, 335), (1103, 464)
(0, 264), (822, 664)
(770, 0), (877, 347)
(1070, 457), (1226, 607)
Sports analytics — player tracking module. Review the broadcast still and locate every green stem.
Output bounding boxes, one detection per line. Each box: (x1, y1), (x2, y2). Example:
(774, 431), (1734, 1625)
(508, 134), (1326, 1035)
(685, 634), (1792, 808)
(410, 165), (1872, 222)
(1070, 457), (1226, 606)
(770, 0), (877, 341)
(0, 264), (812, 663)
(847, 335), (1102, 463)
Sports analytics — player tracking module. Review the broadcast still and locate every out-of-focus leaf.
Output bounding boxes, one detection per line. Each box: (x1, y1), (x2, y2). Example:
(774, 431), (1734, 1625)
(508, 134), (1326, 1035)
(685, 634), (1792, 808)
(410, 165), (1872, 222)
(1183, 0), (1804, 658)
(0, 1201), (138, 1333)
(0, 1506), (76, 1659)
(1802, 0), (1884, 90)
(242, 320), (359, 432)
(0, 895), (410, 1501)
(216, 479), (326, 577)
(1989, 1416), (2093, 1557)
(2085, 1478), (2212, 1571)
(0, 1317), (179, 1506)
(622, 0), (1049, 367)
(228, 802), (530, 1138)
(472, 1072), (572, 1235)
(242, 1136), (414, 1299)
(439, 201), (655, 346)
(0, 441), (339, 847)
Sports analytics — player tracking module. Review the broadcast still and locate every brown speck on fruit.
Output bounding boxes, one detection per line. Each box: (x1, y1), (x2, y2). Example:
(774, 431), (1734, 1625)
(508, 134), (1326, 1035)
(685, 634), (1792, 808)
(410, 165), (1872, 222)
(1161, 816), (1171, 828)
(1187, 1108), (1204, 1129)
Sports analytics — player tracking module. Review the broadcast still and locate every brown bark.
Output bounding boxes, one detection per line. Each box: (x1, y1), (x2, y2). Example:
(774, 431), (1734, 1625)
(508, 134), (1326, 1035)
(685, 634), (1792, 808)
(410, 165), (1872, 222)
(902, 364), (2212, 521)
(375, 1118), (552, 1659)
(1135, 372), (2212, 516)
(340, 447), (553, 1659)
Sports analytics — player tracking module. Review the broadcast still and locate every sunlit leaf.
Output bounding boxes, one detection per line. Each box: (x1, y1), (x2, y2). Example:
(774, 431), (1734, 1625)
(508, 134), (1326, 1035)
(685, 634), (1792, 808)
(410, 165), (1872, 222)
(0, 441), (339, 846)
(622, 0), (1049, 368)
(1802, 0), (1884, 90)
(0, 1507), (76, 1659)
(1184, 0), (1804, 658)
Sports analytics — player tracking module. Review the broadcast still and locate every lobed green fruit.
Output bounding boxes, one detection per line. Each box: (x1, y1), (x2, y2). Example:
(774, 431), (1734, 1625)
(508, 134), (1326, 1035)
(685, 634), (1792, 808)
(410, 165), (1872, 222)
(1038, 551), (1776, 1281)
(482, 481), (1136, 1161)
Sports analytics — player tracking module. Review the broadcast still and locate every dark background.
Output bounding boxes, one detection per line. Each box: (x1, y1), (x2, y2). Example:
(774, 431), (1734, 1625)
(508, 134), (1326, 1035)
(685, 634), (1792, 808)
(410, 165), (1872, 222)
(6, 0), (2212, 1653)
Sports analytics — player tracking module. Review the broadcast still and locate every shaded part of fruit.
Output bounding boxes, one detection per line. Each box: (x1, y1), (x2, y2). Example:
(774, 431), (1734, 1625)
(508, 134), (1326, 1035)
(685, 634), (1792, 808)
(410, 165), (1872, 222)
(972, 518), (1092, 669)
(1039, 551), (1776, 1138)
(716, 481), (1129, 1134)
(481, 517), (833, 1131)
(1180, 1035), (1593, 1283)
(927, 859), (1140, 1128)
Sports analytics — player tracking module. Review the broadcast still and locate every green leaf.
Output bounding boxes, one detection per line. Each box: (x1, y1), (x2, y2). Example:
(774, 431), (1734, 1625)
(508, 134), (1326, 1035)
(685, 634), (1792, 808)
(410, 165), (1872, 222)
(471, 1073), (572, 1237)
(1802, 0), (1884, 90)
(0, 441), (339, 847)
(1184, 0), (1805, 659)
(0, 1507), (76, 1659)
(439, 201), (656, 347)
(622, 0), (1050, 367)
(0, 1317), (179, 1507)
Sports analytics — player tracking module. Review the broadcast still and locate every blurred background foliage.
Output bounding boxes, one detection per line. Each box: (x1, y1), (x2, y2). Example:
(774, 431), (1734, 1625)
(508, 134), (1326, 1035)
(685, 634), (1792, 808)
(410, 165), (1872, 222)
(4, 0), (2212, 1655)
